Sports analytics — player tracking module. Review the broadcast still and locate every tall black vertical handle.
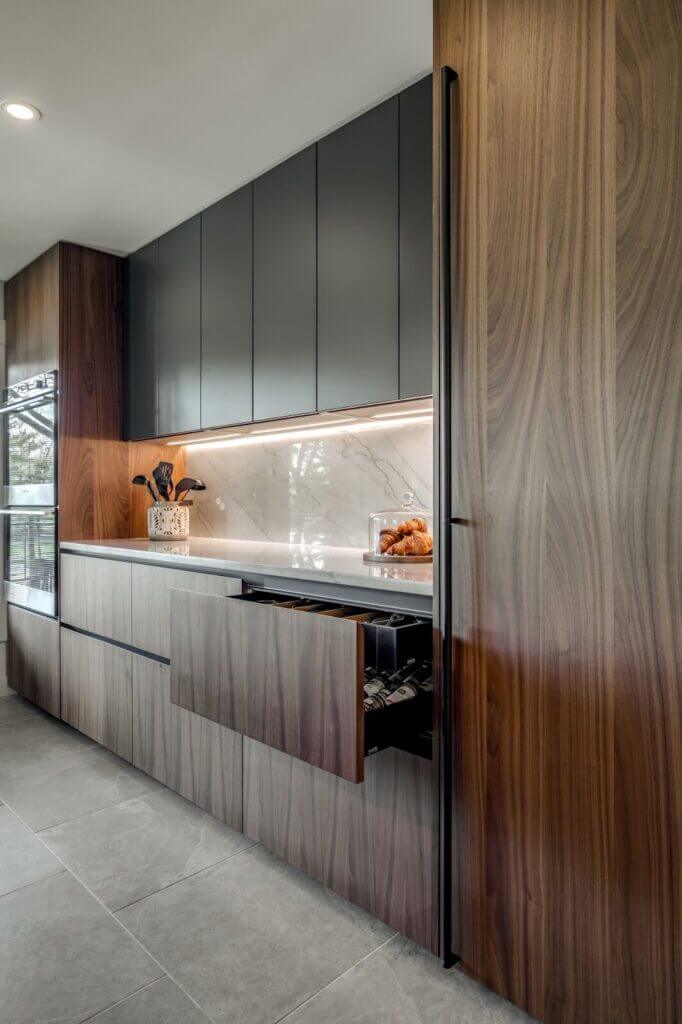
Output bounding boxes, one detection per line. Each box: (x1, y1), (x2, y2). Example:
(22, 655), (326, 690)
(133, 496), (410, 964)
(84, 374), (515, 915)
(438, 64), (459, 969)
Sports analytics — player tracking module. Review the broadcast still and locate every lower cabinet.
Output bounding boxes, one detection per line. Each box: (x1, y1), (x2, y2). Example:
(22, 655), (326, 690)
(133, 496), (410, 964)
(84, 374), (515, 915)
(243, 738), (437, 953)
(7, 605), (60, 717)
(131, 655), (242, 831)
(60, 629), (132, 760)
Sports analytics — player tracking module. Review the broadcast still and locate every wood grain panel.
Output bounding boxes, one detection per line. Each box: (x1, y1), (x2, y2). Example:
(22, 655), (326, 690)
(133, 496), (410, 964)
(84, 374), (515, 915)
(613, 1), (682, 1020)
(131, 655), (242, 829)
(170, 590), (364, 782)
(58, 243), (129, 541)
(60, 554), (131, 644)
(61, 629), (132, 760)
(7, 605), (60, 717)
(243, 738), (437, 951)
(436, 0), (681, 1021)
(5, 246), (59, 385)
(131, 564), (241, 658)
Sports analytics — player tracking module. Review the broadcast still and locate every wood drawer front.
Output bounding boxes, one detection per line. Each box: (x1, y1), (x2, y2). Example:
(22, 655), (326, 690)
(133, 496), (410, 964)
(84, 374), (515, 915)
(61, 629), (132, 760)
(170, 589), (365, 783)
(60, 554), (132, 644)
(131, 564), (242, 658)
(132, 654), (242, 830)
(7, 605), (60, 717)
(243, 739), (437, 952)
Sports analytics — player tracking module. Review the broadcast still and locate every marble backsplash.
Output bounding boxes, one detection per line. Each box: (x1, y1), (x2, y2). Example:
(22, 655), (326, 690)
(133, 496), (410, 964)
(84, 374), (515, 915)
(183, 419), (432, 548)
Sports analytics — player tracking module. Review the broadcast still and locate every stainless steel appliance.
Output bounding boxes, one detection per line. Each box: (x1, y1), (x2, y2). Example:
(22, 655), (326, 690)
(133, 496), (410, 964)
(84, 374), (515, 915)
(1, 371), (58, 615)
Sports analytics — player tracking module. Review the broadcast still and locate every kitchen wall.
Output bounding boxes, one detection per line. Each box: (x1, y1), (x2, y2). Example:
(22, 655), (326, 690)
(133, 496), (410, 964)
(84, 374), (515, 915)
(183, 418), (432, 548)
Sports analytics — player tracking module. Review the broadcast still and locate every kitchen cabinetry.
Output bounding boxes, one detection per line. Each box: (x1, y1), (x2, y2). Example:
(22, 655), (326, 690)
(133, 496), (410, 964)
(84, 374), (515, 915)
(124, 241), (158, 440)
(399, 76), (433, 400)
(157, 216), (201, 435)
(253, 147), (317, 420)
(201, 186), (253, 428)
(122, 78), (433, 437)
(131, 656), (242, 829)
(60, 554), (132, 645)
(317, 97), (399, 410)
(7, 605), (60, 717)
(243, 738), (436, 952)
(61, 629), (132, 761)
(131, 563), (241, 658)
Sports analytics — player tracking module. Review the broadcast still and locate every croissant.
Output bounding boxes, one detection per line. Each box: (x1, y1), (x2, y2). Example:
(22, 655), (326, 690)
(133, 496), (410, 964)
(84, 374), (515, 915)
(396, 517), (429, 536)
(387, 530), (433, 556)
(379, 528), (402, 553)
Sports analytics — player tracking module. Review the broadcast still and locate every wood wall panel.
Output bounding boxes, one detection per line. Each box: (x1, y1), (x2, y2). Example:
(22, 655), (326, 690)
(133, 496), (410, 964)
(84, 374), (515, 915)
(58, 243), (129, 541)
(613, 2), (682, 1020)
(435, 0), (681, 1021)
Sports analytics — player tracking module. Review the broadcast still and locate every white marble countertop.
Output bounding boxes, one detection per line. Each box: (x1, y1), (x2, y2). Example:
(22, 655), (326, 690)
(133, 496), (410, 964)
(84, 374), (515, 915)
(60, 537), (433, 598)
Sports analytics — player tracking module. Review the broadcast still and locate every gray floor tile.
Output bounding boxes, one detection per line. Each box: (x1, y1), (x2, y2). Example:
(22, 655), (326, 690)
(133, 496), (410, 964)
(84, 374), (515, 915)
(0, 872), (163, 1024)
(0, 804), (64, 896)
(281, 934), (537, 1024)
(0, 746), (162, 832)
(0, 713), (94, 774)
(42, 785), (255, 911)
(0, 694), (42, 727)
(118, 845), (394, 1024)
(86, 976), (211, 1023)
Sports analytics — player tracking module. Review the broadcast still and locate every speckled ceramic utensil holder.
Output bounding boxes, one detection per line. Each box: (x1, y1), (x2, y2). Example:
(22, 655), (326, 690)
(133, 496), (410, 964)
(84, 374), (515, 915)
(147, 501), (191, 540)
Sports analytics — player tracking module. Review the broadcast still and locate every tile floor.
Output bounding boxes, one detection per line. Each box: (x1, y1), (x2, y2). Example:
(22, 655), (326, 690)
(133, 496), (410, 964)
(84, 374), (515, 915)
(0, 691), (535, 1024)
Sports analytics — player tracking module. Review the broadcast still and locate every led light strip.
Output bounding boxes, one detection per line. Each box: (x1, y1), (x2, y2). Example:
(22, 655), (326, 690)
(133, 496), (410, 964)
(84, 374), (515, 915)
(174, 413), (432, 452)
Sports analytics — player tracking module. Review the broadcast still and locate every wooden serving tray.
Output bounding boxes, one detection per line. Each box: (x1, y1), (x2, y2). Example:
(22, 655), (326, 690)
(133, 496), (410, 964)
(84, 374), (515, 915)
(363, 551), (433, 564)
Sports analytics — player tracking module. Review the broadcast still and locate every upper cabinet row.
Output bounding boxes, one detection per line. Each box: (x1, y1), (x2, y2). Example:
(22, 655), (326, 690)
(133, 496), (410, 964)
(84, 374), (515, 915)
(124, 76), (432, 440)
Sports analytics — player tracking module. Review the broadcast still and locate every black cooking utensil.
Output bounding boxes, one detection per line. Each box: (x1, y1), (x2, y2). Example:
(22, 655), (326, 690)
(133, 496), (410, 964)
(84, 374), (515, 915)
(152, 461), (174, 501)
(132, 474), (159, 502)
(173, 477), (206, 502)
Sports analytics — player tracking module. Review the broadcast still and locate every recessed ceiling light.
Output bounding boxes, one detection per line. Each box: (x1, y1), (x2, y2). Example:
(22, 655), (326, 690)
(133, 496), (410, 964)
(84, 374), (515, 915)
(1, 100), (41, 121)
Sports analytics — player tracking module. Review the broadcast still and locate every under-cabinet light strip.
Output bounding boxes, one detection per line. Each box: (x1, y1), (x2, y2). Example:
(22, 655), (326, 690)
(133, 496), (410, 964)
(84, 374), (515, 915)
(171, 413), (432, 452)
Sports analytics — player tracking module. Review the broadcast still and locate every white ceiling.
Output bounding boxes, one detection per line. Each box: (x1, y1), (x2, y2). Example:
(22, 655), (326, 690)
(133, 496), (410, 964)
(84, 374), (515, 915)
(0, 0), (432, 281)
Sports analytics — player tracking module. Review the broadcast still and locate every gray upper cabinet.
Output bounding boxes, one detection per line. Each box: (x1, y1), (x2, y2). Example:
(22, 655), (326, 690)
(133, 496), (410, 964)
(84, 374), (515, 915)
(253, 147), (316, 421)
(317, 97), (399, 411)
(124, 241), (158, 440)
(157, 216), (201, 435)
(400, 75), (433, 399)
(201, 186), (253, 428)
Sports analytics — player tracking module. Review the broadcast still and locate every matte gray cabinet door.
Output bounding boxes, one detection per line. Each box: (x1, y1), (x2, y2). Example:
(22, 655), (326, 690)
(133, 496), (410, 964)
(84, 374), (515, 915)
(400, 75), (433, 399)
(157, 216), (201, 435)
(253, 147), (316, 420)
(124, 241), (158, 440)
(201, 186), (253, 428)
(317, 97), (399, 410)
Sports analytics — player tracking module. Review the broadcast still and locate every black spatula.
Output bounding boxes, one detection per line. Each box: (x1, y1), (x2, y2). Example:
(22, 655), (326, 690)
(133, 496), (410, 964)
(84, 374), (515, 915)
(152, 462), (174, 501)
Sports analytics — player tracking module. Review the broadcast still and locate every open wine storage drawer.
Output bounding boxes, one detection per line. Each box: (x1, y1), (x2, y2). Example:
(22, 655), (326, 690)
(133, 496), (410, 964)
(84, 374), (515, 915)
(170, 587), (432, 783)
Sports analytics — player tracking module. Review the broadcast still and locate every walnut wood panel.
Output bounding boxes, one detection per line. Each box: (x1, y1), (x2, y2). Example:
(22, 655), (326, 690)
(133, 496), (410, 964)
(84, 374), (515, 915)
(435, 0), (681, 1021)
(127, 441), (186, 538)
(5, 246), (59, 385)
(60, 629), (132, 761)
(613, 2), (681, 1020)
(131, 654), (242, 829)
(60, 554), (132, 644)
(131, 564), (241, 658)
(58, 243), (129, 541)
(170, 590), (364, 782)
(7, 605), (60, 717)
(243, 738), (437, 951)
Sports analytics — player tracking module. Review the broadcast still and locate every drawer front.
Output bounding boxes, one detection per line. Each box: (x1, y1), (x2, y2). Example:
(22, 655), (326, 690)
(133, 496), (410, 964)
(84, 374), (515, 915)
(61, 629), (132, 760)
(8, 605), (60, 717)
(132, 654), (242, 829)
(170, 589), (364, 782)
(60, 554), (132, 644)
(243, 738), (437, 952)
(131, 564), (242, 658)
